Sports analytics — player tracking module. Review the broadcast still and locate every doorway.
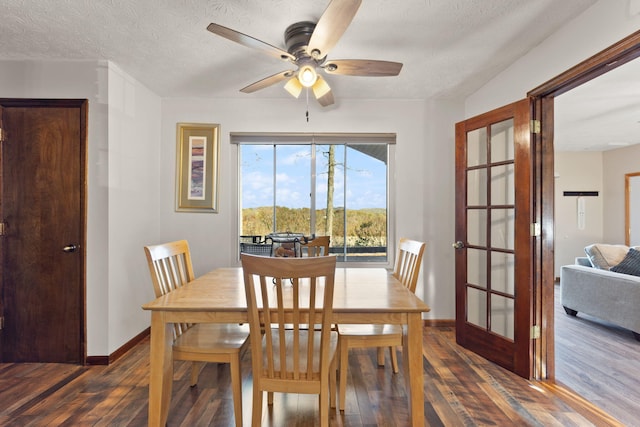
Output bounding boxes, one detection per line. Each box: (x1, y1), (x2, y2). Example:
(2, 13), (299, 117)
(528, 29), (640, 381)
(535, 34), (640, 423)
(0, 98), (87, 363)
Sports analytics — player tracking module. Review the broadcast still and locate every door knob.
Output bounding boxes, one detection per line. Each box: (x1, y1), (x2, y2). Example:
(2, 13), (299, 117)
(63, 244), (78, 253)
(452, 241), (464, 249)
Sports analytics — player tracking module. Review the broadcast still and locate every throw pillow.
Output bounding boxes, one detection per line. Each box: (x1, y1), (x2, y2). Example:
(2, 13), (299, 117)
(610, 248), (640, 276)
(584, 243), (629, 270)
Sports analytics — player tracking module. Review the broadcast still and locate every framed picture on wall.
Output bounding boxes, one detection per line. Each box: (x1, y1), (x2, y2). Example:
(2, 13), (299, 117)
(175, 122), (220, 213)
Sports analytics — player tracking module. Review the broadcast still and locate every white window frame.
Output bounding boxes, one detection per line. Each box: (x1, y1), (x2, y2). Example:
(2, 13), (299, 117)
(231, 132), (396, 268)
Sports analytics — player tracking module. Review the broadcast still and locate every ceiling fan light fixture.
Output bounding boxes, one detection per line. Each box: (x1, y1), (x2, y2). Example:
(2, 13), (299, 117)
(298, 65), (317, 87)
(207, 0), (402, 108)
(284, 77), (303, 98)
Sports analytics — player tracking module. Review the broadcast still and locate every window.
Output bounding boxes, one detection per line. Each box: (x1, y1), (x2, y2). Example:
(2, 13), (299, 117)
(233, 133), (395, 264)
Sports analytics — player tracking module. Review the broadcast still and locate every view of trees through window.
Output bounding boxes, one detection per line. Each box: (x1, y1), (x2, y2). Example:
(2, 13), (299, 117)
(239, 141), (388, 262)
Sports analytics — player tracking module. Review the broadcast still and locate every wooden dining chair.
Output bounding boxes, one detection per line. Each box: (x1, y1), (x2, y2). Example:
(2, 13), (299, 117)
(336, 238), (426, 411)
(241, 253), (339, 427)
(301, 235), (331, 257)
(144, 239), (249, 427)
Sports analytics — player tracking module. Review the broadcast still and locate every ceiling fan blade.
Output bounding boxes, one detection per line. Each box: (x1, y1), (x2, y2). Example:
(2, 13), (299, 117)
(240, 71), (295, 93)
(307, 0), (362, 59)
(207, 23), (295, 62)
(316, 89), (335, 107)
(322, 59), (403, 76)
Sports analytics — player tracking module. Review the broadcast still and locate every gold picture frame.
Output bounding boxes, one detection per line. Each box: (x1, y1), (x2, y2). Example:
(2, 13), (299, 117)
(175, 123), (220, 213)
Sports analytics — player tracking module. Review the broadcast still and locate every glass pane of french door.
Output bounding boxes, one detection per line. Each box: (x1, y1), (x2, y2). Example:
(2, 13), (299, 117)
(465, 118), (516, 340)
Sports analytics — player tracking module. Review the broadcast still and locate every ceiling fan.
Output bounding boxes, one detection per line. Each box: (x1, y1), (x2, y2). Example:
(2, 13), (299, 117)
(206, 0), (403, 107)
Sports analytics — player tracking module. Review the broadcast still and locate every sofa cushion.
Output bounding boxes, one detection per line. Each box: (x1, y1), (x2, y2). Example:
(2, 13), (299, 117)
(610, 248), (640, 276)
(584, 243), (629, 270)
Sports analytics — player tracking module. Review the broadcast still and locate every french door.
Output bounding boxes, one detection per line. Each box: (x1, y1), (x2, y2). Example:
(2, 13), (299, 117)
(454, 99), (534, 378)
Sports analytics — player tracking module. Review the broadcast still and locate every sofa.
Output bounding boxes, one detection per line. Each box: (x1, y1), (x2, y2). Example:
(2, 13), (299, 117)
(560, 243), (640, 340)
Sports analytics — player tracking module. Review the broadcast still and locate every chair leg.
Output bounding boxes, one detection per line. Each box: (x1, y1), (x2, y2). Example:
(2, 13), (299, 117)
(229, 355), (243, 427)
(389, 346), (399, 374)
(189, 361), (205, 386)
(268, 391), (274, 405)
(320, 382), (329, 427)
(252, 388), (263, 427)
(377, 347), (385, 366)
(330, 355), (337, 409)
(339, 339), (349, 411)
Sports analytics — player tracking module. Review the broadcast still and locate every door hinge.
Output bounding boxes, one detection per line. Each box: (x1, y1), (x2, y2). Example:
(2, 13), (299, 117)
(530, 120), (540, 134)
(0, 127), (4, 142)
(0, 222), (5, 236)
(531, 325), (540, 339)
(0, 316), (4, 330)
(530, 222), (541, 237)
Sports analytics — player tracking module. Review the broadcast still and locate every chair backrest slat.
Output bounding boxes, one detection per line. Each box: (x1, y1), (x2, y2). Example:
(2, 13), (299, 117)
(393, 238), (426, 293)
(307, 277), (317, 378)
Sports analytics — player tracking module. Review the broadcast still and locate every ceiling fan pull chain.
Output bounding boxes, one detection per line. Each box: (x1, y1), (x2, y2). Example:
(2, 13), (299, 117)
(306, 88), (310, 122)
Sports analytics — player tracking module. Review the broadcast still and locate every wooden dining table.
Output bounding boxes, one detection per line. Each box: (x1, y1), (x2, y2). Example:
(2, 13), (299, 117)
(142, 267), (431, 426)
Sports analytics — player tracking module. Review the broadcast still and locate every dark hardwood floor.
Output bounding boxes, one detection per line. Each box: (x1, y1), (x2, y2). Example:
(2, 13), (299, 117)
(0, 320), (626, 427)
(555, 283), (640, 426)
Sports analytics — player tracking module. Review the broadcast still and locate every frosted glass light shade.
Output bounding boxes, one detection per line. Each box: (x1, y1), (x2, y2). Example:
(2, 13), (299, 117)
(284, 77), (303, 98)
(312, 76), (331, 98)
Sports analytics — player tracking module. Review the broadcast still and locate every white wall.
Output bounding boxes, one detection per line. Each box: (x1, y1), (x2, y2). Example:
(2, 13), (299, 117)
(603, 144), (640, 243)
(106, 64), (162, 354)
(463, 0), (640, 278)
(553, 145), (640, 276)
(466, 0), (640, 116)
(423, 99), (462, 319)
(0, 60), (162, 356)
(553, 151), (604, 276)
(159, 97), (460, 320)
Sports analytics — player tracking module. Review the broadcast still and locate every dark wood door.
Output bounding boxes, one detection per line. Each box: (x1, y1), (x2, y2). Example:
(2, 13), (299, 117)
(454, 99), (533, 378)
(0, 99), (87, 363)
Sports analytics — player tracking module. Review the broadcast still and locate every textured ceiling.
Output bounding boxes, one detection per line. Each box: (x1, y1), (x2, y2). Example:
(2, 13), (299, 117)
(6, 0), (637, 152)
(1, 0), (598, 101)
(555, 58), (640, 151)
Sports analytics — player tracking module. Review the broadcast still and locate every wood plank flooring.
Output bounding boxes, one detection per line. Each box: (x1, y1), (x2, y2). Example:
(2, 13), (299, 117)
(0, 322), (626, 427)
(555, 283), (640, 426)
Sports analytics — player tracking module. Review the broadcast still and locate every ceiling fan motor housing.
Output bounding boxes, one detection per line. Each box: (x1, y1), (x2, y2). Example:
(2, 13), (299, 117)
(285, 21), (321, 60)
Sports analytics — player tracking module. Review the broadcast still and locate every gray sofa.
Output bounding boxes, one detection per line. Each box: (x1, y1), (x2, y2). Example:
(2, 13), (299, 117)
(561, 256), (640, 340)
